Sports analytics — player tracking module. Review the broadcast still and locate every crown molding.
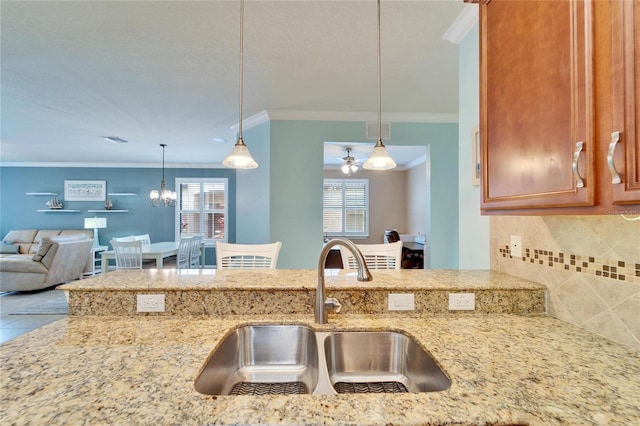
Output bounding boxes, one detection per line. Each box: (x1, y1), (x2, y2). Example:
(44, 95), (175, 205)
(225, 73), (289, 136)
(405, 154), (428, 170)
(230, 110), (270, 133)
(442, 4), (478, 45)
(230, 109), (458, 131)
(0, 162), (225, 169)
(267, 110), (458, 123)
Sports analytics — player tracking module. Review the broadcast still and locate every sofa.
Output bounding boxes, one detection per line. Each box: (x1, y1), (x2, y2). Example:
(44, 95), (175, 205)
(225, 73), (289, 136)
(0, 230), (94, 292)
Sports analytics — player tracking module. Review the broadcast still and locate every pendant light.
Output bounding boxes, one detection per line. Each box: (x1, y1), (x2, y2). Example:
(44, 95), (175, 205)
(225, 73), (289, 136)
(223, 0), (258, 169)
(363, 0), (396, 170)
(150, 143), (177, 207)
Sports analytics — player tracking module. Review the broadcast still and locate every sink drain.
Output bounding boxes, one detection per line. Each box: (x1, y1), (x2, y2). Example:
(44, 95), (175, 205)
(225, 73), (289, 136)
(334, 381), (408, 394)
(229, 381), (308, 395)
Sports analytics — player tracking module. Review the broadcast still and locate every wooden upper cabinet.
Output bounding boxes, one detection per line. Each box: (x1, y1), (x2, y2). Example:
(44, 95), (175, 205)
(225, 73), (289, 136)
(610, 0), (640, 204)
(480, 0), (596, 212)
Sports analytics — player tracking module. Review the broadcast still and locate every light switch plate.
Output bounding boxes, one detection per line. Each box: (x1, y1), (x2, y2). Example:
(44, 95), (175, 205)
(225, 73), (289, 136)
(137, 294), (165, 312)
(388, 293), (415, 311)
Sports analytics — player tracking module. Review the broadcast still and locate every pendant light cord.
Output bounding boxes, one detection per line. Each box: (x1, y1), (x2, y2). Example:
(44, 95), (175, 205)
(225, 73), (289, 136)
(161, 143), (166, 182)
(238, 0), (244, 140)
(377, 0), (382, 143)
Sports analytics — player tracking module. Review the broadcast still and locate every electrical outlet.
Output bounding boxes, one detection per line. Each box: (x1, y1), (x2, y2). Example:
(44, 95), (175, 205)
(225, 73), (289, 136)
(137, 294), (165, 312)
(510, 235), (522, 258)
(448, 293), (475, 311)
(388, 293), (415, 311)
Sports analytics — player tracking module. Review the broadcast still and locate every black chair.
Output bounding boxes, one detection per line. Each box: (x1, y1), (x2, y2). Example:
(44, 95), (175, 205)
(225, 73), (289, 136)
(384, 230), (423, 269)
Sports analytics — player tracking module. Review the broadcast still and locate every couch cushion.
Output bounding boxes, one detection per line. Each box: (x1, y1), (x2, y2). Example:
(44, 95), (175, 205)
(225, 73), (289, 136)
(2, 230), (37, 244)
(50, 234), (88, 243)
(0, 242), (20, 254)
(2, 230), (37, 254)
(32, 237), (54, 262)
(32, 234), (86, 262)
(0, 255), (49, 274)
(33, 230), (63, 242)
(59, 230), (93, 239)
(31, 230), (63, 253)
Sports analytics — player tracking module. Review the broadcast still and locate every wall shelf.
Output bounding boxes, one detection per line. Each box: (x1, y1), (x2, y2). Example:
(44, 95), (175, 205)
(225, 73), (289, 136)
(26, 192), (59, 196)
(87, 209), (129, 213)
(37, 209), (80, 213)
(107, 193), (137, 196)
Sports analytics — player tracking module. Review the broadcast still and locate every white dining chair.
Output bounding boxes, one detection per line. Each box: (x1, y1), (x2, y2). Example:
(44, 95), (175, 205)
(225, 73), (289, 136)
(189, 235), (203, 268)
(339, 241), (403, 270)
(111, 235), (135, 243)
(133, 234), (151, 248)
(215, 242), (282, 269)
(177, 237), (192, 269)
(110, 240), (143, 270)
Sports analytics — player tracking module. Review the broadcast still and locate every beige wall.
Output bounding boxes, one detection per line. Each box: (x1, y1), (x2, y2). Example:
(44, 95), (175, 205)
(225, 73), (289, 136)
(324, 170), (407, 244)
(491, 215), (640, 351)
(406, 161), (428, 238)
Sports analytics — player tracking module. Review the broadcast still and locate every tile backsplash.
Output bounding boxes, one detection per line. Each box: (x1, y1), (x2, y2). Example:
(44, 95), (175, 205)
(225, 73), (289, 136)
(491, 215), (639, 351)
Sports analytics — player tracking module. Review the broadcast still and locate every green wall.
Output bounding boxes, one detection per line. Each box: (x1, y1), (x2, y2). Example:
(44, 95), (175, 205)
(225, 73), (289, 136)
(458, 24), (490, 269)
(235, 121), (271, 244)
(267, 120), (459, 269)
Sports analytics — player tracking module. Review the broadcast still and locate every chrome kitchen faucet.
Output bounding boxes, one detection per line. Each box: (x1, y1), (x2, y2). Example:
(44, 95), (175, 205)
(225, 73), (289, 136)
(316, 238), (372, 323)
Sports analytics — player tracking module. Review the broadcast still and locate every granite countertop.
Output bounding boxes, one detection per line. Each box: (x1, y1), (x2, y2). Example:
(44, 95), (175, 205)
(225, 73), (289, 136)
(1, 313), (639, 425)
(59, 269), (547, 316)
(61, 269), (547, 291)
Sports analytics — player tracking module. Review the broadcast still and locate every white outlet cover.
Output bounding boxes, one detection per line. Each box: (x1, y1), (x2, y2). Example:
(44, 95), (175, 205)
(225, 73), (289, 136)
(448, 293), (475, 311)
(388, 293), (415, 311)
(510, 235), (522, 258)
(137, 294), (165, 312)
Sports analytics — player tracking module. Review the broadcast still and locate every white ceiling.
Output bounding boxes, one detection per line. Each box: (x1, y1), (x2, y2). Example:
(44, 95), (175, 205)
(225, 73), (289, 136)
(1, 0), (465, 168)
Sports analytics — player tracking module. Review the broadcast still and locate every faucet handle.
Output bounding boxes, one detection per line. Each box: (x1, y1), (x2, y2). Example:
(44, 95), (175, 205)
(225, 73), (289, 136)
(325, 297), (342, 314)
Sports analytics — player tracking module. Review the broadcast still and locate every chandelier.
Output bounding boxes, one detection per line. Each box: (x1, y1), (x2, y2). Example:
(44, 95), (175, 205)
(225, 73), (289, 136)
(363, 0), (396, 170)
(223, 0), (258, 169)
(342, 148), (358, 176)
(150, 143), (177, 207)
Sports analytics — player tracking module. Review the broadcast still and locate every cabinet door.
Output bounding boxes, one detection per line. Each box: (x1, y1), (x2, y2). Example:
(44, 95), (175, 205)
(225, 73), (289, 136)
(480, 0), (596, 211)
(610, 0), (640, 204)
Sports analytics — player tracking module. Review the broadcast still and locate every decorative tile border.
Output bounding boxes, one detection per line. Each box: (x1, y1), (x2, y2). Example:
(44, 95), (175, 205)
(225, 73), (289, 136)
(499, 246), (640, 283)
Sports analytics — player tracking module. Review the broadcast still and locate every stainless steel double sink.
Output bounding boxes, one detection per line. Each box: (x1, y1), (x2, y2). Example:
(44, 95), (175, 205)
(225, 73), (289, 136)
(194, 325), (451, 396)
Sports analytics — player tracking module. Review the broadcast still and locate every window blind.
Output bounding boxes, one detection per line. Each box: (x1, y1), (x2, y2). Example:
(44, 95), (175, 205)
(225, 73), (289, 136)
(176, 178), (228, 243)
(323, 179), (369, 237)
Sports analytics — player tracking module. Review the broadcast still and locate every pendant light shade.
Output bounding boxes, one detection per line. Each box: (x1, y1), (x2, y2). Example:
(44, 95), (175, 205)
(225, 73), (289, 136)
(363, 139), (396, 170)
(363, 0), (396, 171)
(223, 137), (258, 169)
(223, 0), (258, 169)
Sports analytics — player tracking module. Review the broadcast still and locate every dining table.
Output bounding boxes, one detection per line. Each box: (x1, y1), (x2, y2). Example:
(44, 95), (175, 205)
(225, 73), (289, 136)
(100, 241), (204, 273)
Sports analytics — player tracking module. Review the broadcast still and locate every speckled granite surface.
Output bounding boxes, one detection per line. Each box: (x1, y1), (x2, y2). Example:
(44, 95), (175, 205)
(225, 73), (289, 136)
(60, 269), (546, 316)
(1, 314), (639, 425)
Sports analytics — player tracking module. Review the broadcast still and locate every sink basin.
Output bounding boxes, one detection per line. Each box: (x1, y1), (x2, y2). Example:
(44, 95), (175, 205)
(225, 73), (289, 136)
(323, 331), (451, 393)
(195, 325), (450, 395)
(194, 325), (319, 395)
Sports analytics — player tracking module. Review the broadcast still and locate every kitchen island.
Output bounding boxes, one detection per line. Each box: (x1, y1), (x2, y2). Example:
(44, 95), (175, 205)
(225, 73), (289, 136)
(1, 269), (639, 425)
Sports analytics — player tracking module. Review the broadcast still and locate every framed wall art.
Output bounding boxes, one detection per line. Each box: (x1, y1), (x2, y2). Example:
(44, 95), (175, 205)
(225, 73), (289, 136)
(64, 180), (106, 201)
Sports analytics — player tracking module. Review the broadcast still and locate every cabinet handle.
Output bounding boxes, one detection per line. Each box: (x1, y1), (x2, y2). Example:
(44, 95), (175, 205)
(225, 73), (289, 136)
(607, 131), (622, 184)
(572, 141), (585, 188)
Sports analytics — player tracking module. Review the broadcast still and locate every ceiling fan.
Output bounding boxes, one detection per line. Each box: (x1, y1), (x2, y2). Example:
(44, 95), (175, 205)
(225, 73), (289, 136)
(341, 148), (361, 176)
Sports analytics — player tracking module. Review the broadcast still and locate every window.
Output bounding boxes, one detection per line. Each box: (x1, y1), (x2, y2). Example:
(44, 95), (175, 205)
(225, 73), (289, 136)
(175, 178), (228, 243)
(323, 179), (369, 237)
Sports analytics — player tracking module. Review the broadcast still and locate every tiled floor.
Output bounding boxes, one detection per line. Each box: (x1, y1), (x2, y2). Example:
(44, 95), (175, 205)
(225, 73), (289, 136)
(0, 287), (67, 344)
